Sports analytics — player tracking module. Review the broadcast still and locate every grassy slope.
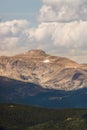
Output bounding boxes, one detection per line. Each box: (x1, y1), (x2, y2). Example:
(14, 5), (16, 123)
(0, 104), (87, 130)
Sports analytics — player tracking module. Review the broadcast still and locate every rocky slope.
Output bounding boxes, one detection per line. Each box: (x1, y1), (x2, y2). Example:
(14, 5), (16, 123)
(0, 49), (87, 90)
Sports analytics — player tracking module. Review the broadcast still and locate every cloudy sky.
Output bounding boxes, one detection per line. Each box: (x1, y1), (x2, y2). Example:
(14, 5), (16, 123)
(0, 0), (87, 63)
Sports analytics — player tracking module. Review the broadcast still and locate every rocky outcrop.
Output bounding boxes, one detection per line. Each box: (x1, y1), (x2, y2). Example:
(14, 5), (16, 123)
(0, 49), (87, 90)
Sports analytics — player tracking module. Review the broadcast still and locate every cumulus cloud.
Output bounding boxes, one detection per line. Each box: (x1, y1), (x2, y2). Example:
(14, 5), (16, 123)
(0, 20), (30, 53)
(28, 21), (87, 49)
(39, 0), (87, 22)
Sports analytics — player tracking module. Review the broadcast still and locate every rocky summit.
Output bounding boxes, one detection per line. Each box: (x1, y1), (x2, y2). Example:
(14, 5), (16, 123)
(0, 49), (87, 91)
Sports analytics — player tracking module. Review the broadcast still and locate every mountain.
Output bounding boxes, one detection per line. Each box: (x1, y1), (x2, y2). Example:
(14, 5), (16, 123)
(0, 49), (87, 90)
(0, 76), (87, 108)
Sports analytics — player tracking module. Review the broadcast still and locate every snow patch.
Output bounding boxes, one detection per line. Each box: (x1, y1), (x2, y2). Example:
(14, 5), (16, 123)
(43, 59), (50, 63)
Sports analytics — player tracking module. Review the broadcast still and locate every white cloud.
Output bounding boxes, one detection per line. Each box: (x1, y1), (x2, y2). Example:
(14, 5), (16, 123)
(39, 0), (87, 22)
(29, 21), (87, 49)
(0, 37), (18, 50)
(0, 20), (30, 52)
(0, 20), (29, 35)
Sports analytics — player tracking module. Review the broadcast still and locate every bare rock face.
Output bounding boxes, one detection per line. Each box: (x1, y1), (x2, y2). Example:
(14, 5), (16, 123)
(27, 49), (47, 57)
(0, 49), (87, 91)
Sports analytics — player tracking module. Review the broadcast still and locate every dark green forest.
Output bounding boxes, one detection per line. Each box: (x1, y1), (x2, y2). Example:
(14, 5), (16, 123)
(0, 104), (87, 130)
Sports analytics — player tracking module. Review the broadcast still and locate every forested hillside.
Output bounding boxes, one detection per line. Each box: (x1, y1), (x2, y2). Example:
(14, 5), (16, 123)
(0, 104), (87, 130)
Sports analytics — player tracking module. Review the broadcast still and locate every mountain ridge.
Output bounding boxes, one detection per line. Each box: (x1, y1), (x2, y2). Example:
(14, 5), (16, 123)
(0, 49), (87, 90)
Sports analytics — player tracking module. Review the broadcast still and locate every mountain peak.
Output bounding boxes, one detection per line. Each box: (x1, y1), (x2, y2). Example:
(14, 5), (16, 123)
(0, 50), (87, 91)
(27, 49), (47, 57)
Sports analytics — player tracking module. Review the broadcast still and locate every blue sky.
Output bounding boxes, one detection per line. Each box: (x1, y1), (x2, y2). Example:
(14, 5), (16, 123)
(0, 0), (42, 13)
(0, 0), (42, 21)
(0, 0), (87, 63)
